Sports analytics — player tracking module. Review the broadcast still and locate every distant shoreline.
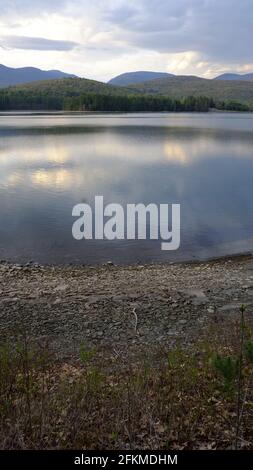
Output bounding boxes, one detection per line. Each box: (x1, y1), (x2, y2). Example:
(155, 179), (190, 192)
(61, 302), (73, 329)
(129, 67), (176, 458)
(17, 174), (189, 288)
(1, 251), (253, 268)
(1, 108), (253, 115)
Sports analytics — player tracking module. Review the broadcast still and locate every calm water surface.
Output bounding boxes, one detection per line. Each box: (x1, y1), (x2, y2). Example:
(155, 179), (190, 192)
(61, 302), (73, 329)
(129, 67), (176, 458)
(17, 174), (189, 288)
(1, 112), (253, 265)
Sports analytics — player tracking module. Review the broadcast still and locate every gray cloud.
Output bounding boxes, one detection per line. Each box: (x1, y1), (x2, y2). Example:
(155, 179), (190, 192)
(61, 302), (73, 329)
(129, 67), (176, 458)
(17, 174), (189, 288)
(102, 0), (253, 64)
(0, 0), (71, 15)
(1, 36), (78, 51)
(104, 5), (138, 25)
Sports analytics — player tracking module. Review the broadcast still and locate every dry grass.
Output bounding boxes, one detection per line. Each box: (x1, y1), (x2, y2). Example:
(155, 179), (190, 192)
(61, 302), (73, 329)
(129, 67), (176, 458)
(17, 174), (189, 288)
(1, 314), (253, 450)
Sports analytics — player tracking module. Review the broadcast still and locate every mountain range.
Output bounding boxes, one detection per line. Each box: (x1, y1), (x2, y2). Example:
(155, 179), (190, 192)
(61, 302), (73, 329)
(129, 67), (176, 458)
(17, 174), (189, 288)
(109, 70), (253, 86)
(2, 64), (253, 90)
(0, 64), (76, 88)
(1, 65), (253, 108)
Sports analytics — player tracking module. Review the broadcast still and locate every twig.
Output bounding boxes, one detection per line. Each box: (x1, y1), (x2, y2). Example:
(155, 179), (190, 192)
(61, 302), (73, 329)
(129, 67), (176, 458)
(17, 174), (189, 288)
(132, 308), (139, 336)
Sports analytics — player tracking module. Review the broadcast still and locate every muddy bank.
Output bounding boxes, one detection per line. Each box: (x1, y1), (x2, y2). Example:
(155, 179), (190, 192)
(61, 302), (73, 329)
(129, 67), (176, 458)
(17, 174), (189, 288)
(1, 255), (253, 360)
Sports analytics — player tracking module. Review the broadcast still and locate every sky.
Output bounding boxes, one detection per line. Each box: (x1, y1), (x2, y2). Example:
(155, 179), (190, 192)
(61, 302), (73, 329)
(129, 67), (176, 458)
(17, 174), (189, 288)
(0, 0), (253, 82)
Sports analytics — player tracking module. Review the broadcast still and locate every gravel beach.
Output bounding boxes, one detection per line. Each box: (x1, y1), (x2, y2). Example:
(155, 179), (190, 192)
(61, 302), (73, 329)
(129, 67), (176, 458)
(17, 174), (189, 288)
(1, 255), (253, 361)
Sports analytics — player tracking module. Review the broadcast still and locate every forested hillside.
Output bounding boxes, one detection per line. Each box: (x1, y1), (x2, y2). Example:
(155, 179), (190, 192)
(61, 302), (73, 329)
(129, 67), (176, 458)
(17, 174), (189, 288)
(0, 77), (251, 112)
(128, 76), (253, 104)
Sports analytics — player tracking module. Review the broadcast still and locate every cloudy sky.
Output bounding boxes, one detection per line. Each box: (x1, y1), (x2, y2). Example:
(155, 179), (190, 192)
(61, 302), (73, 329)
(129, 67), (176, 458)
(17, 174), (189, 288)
(0, 0), (252, 82)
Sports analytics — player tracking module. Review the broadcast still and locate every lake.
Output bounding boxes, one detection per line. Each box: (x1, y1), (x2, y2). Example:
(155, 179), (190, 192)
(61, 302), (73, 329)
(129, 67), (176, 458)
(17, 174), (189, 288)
(1, 112), (253, 265)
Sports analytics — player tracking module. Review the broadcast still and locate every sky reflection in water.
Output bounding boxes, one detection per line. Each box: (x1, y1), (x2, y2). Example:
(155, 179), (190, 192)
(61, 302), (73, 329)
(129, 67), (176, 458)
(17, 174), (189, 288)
(0, 113), (253, 264)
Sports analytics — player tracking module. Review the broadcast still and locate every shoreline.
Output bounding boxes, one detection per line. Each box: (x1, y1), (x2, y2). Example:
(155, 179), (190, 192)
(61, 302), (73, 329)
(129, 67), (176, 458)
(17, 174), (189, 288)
(1, 109), (253, 115)
(1, 249), (253, 268)
(1, 254), (253, 362)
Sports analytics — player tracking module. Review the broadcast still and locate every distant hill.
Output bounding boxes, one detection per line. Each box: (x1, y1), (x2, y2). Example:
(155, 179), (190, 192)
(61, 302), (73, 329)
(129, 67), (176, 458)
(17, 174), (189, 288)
(128, 75), (253, 103)
(10, 77), (134, 95)
(0, 77), (140, 110)
(215, 72), (253, 82)
(0, 77), (220, 112)
(0, 64), (77, 88)
(108, 71), (174, 86)
(1, 76), (253, 112)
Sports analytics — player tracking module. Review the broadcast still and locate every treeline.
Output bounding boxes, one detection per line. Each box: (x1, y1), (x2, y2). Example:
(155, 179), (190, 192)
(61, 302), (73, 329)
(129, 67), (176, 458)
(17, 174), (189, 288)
(63, 94), (215, 112)
(0, 89), (63, 110)
(215, 100), (251, 112)
(0, 88), (252, 112)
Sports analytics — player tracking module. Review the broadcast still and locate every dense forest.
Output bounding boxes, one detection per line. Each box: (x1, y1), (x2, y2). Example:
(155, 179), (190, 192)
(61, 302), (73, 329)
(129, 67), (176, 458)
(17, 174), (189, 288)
(0, 78), (251, 112)
(63, 94), (251, 112)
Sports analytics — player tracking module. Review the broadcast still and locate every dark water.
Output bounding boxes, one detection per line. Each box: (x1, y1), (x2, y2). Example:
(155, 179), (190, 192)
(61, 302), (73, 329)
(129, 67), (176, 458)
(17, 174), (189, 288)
(1, 112), (253, 265)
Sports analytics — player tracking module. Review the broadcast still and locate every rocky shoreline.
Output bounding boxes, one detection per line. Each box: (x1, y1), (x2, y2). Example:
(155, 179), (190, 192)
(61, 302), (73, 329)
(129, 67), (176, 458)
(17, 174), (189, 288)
(1, 255), (253, 361)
